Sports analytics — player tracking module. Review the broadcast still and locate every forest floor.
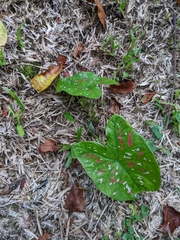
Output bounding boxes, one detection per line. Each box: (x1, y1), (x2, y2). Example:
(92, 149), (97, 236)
(0, 0), (180, 239)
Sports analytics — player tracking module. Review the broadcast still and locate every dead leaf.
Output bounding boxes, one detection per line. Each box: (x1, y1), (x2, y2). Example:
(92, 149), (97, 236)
(0, 180), (20, 195)
(38, 233), (51, 240)
(20, 178), (26, 190)
(0, 107), (8, 117)
(141, 92), (156, 104)
(177, 0), (180, 6)
(31, 65), (63, 92)
(160, 205), (180, 234)
(86, 0), (106, 28)
(109, 80), (135, 94)
(107, 97), (121, 114)
(38, 139), (61, 153)
(73, 42), (84, 58)
(64, 183), (84, 212)
(56, 54), (67, 66)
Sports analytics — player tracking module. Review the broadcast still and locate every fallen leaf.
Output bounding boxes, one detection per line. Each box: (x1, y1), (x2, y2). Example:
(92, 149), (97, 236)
(38, 139), (61, 153)
(141, 92), (156, 104)
(86, 0), (106, 28)
(160, 205), (180, 234)
(0, 107), (8, 117)
(0, 180), (20, 195)
(20, 178), (26, 190)
(56, 54), (67, 66)
(64, 183), (84, 212)
(109, 80), (135, 94)
(107, 97), (121, 114)
(177, 0), (180, 6)
(31, 65), (62, 92)
(38, 233), (51, 240)
(73, 42), (84, 58)
(0, 21), (7, 46)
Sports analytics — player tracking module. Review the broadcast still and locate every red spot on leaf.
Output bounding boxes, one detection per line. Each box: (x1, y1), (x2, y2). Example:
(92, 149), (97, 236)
(98, 170), (105, 174)
(111, 170), (115, 174)
(110, 177), (115, 183)
(128, 162), (136, 168)
(83, 154), (87, 157)
(83, 78), (86, 82)
(139, 151), (143, 157)
(96, 159), (101, 163)
(120, 146), (124, 149)
(106, 162), (110, 165)
(140, 168), (145, 174)
(119, 180), (123, 184)
(160, 205), (180, 234)
(118, 134), (124, 145)
(64, 183), (84, 212)
(127, 132), (133, 147)
(88, 153), (92, 158)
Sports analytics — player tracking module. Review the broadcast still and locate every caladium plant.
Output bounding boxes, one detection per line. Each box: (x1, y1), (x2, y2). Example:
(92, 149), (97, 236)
(56, 72), (117, 98)
(72, 114), (161, 201)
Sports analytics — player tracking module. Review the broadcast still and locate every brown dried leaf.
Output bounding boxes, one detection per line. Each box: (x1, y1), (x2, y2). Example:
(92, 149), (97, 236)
(86, 0), (106, 28)
(56, 54), (67, 66)
(177, 0), (180, 6)
(0, 180), (20, 195)
(107, 97), (121, 114)
(141, 92), (156, 104)
(73, 42), (84, 58)
(64, 183), (84, 212)
(20, 178), (26, 190)
(109, 80), (135, 94)
(38, 139), (61, 153)
(38, 233), (51, 240)
(160, 205), (180, 234)
(0, 107), (8, 117)
(31, 65), (63, 92)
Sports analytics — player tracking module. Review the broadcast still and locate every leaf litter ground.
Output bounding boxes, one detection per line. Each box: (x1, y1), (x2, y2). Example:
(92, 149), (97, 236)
(0, 0), (180, 239)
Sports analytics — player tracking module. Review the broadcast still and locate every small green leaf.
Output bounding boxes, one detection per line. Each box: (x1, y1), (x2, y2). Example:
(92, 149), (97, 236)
(16, 124), (25, 137)
(152, 125), (163, 139)
(0, 49), (8, 66)
(65, 152), (73, 168)
(87, 119), (95, 135)
(63, 112), (74, 122)
(56, 72), (117, 99)
(72, 115), (160, 201)
(17, 23), (25, 49)
(3, 87), (25, 111)
(147, 140), (158, 152)
(76, 126), (82, 142)
(59, 144), (71, 152)
(141, 205), (150, 217)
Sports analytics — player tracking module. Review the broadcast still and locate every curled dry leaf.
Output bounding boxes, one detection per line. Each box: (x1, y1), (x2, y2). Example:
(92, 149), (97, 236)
(86, 0), (106, 28)
(38, 233), (51, 240)
(64, 183), (84, 212)
(38, 139), (61, 153)
(141, 92), (156, 104)
(0, 180), (20, 195)
(19, 177), (26, 190)
(110, 80), (135, 94)
(177, 0), (180, 6)
(73, 42), (84, 58)
(107, 97), (121, 114)
(0, 107), (8, 117)
(160, 205), (180, 234)
(31, 55), (67, 92)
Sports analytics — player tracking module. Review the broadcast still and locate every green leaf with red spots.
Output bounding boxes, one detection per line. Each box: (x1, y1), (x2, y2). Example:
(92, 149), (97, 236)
(72, 114), (161, 201)
(56, 72), (117, 99)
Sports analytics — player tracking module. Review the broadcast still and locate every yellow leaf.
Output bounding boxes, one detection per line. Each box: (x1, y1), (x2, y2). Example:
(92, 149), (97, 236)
(0, 21), (7, 46)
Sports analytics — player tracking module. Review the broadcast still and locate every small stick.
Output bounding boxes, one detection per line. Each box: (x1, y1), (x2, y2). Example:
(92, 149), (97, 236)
(165, 12), (177, 130)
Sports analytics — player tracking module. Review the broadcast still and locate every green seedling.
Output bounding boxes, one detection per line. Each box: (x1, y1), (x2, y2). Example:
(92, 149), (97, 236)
(175, 90), (180, 100)
(63, 112), (74, 122)
(56, 72), (117, 99)
(117, 0), (129, 12)
(146, 120), (163, 139)
(171, 105), (180, 136)
(17, 23), (25, 49)
(0, 49), (8, 66)
(123, 27), (142, 71)
(3, 87), (25, 137)
(121, 204), (149, 239)
(72, 114), (160, 201)
(163, 13), (171, 21)
(147, 139), (171, 156)
(100, 35), (120, 56)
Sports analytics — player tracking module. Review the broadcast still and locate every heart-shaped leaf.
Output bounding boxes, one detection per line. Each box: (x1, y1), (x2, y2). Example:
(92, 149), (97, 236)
(56, 72), (117, 99)
(72, 114), (161, 201)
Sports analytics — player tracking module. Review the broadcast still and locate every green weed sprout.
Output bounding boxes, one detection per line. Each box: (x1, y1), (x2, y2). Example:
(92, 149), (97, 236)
(4, 87), (25, 137)
(100, 35), (120, 56)
(17, 23), (25, 49)
(117, 0), (129, 12)
(0, 49), (8, 66)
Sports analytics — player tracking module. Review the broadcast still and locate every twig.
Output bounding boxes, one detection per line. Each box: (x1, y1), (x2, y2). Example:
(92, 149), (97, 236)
(165, 12), (177, 130)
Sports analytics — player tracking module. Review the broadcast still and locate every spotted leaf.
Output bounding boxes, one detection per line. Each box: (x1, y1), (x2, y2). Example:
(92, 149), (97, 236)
(56, 72), (117, 99)
(72, 114), (160, 201)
